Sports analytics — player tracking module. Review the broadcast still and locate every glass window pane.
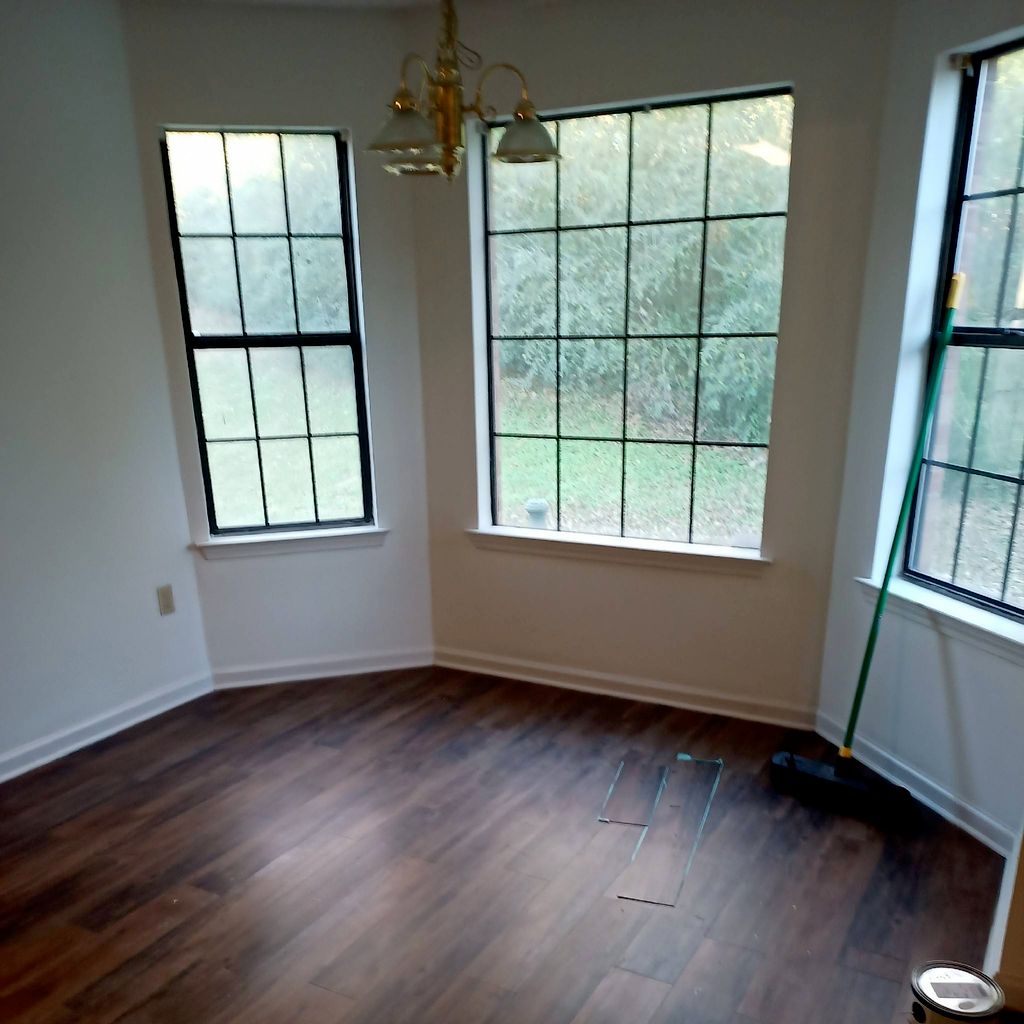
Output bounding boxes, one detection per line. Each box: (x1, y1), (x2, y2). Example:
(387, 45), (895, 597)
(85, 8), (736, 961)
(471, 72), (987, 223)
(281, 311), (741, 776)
(692, 447), (767, 548)
(709, 95), (793, 216)
(929, 347), (984, 468)
(703, 217), (785, 334)
(293, 238), (350, 333)
(261, 438), (315, 524)
(954, 475), (1017, 598)
(250, 347), (306, 437)
(956, 196), (1013, 327)
(494, 339), (556, 436)
(207, 441), (264, 528)
(224, 133), (287, 235)
(490, 232), (556, 337)
(236, 238), (296, 334)
(973, 348), (1024, 477)
(560, 440), (622, 536)
(912, 466), (967, 583)
(626, 337), (697, 440)
(180, 237), (242, 335)
(559, 227), (627, 336)
(166, 132), (231, 234)
(624, 443), (692, 542)
(560, 339), (624, 439)
(488, 127), (556, 231)
(194, 349), (254, 440)
(628, 222), (703, 334)
(956, 201), (1024, 330)
(495, 436), (557, 529)
(312, 435), (364, 520)
(282, 134), (343, 235)
(304, 346), (358, 435)
(698, 337), (777, 444)
(558, 114), (630, 227)
(968, 47), (1024, 196)
(631, 105), (707, 221)
(1004, 205), (1024, 329)
(1005, 515), (1024, 608)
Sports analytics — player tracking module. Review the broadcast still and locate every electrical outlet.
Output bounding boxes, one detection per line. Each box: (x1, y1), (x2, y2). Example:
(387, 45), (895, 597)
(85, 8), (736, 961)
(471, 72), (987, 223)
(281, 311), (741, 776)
(156, 584), (175, 616)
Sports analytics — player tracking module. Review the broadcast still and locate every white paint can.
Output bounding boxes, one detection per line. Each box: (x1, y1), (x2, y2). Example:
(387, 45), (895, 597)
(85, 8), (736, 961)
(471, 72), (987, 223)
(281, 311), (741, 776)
(910, 962), (1004, 1022)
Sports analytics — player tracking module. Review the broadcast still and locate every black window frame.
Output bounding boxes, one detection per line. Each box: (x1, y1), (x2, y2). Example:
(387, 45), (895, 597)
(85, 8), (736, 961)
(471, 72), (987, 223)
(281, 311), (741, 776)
(905, 38), (1024, 620)
(160, 127), (375, 537)
(480, 87), (792, 545)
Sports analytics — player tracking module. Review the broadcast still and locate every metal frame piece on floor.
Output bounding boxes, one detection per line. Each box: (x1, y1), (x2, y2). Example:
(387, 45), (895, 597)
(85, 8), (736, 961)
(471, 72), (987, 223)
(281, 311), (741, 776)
(615, 753), (724, 908)
(597, 757), (669, 827)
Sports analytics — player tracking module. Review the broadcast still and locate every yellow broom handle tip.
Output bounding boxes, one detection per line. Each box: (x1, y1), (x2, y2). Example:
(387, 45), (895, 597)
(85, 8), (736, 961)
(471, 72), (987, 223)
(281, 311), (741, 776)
(838, 745), (853, 758)
(947, 272), (966, 310)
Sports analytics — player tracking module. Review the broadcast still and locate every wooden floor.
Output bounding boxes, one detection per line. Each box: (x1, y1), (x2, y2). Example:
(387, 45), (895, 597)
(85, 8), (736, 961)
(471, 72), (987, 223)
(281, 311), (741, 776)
(0, 667), (1004, 1023)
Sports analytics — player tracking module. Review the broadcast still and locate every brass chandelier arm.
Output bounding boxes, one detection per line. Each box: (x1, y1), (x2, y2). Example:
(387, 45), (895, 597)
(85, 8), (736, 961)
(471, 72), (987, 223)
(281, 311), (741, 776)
(397, 52), (435, 97)
(466, 62), (531, 120)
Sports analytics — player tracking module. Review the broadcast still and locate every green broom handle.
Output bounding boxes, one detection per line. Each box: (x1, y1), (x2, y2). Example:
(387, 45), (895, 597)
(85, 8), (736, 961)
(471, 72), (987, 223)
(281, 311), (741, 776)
(840, 273), (964, 758)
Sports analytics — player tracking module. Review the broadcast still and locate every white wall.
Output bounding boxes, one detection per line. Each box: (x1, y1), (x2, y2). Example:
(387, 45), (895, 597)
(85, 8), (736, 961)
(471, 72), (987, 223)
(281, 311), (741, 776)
(0, 0), (212, 776)
(410, 0), (894, 725)
(819, 0), (1024, 854)
(120, 0), (435, 683)
(3, 0), (1020, 877)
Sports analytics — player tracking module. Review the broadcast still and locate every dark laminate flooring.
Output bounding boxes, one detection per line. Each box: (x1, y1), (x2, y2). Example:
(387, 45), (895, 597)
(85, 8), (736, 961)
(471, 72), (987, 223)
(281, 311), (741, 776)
(0, 667), (1005, 1023)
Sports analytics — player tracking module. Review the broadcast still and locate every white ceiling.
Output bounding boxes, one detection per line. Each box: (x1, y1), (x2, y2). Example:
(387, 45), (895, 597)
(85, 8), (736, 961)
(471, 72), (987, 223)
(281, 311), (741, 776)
(205, 0), (469, 8)
(203, 0), (561, 8)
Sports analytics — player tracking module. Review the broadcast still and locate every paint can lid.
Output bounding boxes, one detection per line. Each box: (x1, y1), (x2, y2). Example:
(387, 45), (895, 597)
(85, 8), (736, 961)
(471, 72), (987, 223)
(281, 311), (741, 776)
(911, 961), (1004, 1019)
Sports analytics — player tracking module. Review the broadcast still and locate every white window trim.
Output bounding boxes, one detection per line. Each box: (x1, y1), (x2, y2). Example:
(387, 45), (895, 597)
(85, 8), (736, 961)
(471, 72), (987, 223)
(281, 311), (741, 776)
(468, 526), (770, 574)
(194, 525), (388, 560)
(868, 57), (1024, 627)
(466, 117), (779, 568)
(856, 575), (1024, 666)
(162, 126), (381, 548)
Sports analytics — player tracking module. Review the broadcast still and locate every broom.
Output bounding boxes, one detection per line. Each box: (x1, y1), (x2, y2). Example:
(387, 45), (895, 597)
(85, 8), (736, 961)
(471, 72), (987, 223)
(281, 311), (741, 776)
(770, 272), (965, 808)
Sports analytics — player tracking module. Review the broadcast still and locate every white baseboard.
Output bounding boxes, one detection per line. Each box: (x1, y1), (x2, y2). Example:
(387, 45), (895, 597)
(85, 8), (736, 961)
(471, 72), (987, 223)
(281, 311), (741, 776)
(212, 647), (435, 689)
(3, 649), (1012, 862)
(434, 645), (816, 730)
(0, 672), (213, 784)
(817, 711), (1014, 856)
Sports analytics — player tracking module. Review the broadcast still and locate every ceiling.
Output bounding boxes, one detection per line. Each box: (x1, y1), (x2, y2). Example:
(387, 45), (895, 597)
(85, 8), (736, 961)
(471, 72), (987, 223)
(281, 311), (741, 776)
(205, 0), (470, 8)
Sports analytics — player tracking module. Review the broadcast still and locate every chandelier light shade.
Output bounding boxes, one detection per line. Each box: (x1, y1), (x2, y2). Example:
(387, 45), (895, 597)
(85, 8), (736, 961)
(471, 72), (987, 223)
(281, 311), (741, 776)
(368, 89), (438, 154)
(368, 0), (558, 179)
(495, 99), (559, 163)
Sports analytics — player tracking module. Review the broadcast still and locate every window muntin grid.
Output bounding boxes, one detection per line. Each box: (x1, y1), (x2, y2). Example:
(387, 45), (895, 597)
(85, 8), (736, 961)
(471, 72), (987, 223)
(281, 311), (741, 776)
(907, 42), (1024, 616)
(162, 130), (373, 534)
(482, 92), (793, 549)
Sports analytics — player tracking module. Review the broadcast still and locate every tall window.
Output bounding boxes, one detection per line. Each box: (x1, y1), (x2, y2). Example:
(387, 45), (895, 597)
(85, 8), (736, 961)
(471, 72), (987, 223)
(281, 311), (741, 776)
(907, 42), (1024, 616)
(162, 130), (373, 534)
(482, 92), (793, 550)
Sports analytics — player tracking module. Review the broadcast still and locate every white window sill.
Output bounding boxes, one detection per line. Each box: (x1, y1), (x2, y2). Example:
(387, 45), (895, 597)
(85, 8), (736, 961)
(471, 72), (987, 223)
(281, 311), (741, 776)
(467, 526), (770, 574)
(856, 575), (1024, 666)
(193, 526), (388, 560)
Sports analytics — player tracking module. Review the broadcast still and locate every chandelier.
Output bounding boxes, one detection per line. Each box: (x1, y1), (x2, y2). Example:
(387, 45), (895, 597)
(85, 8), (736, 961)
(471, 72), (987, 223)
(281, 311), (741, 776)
(368, 0), (559, 179)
